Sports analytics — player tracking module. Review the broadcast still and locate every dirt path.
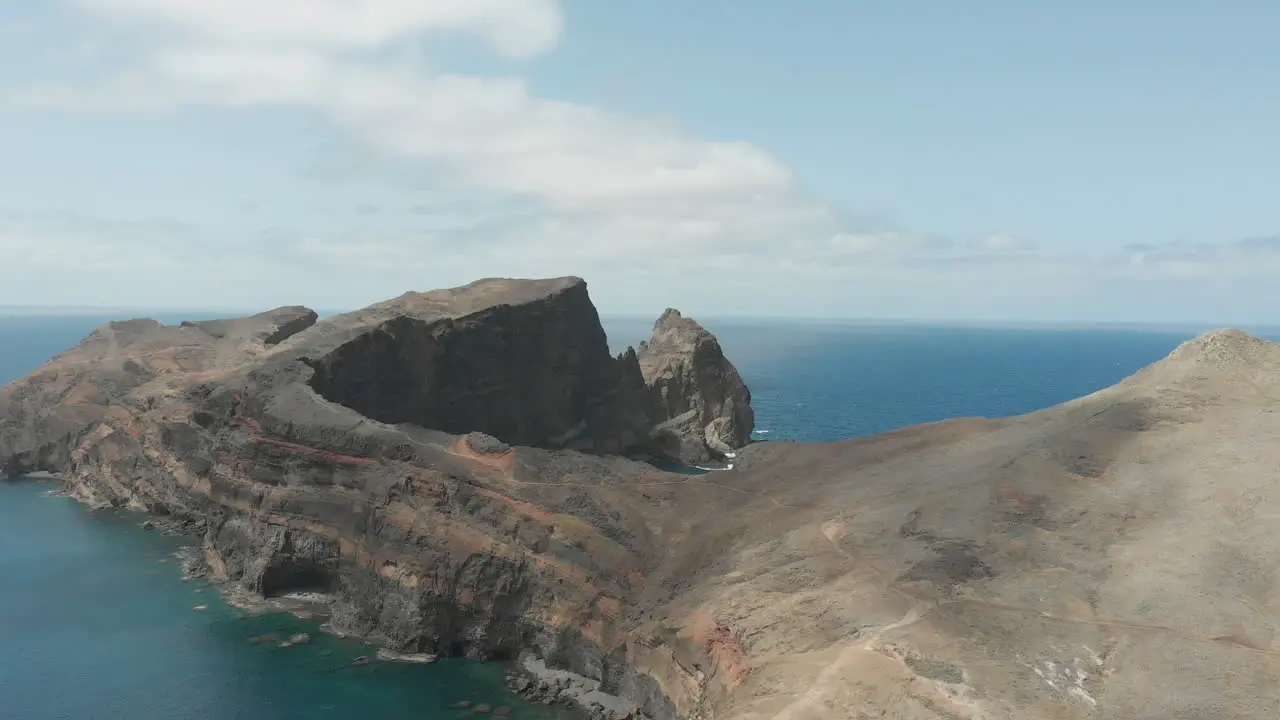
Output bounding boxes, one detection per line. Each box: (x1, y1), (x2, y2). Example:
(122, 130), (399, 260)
(767, 604), (928, 720)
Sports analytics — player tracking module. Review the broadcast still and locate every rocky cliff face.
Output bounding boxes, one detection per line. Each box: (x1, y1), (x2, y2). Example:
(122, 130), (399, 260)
(0, 277), (747, 719)
(299, 277), (655, 455)
(637, 310), (754, 465)
(8, 279), (1279, 719)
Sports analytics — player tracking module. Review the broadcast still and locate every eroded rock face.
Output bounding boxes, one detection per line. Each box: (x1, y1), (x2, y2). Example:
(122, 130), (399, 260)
(638, 309), (754, 464)
(300, 277), (654, 454)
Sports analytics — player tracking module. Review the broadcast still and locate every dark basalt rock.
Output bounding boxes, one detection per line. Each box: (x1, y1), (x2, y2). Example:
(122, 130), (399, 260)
(298, 278), (655, 455)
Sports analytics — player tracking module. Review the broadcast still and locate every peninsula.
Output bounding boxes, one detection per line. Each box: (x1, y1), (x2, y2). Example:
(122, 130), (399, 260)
(3, 276), (1278, 719)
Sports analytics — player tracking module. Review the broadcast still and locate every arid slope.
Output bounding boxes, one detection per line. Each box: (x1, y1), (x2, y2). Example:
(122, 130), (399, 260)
(672, 327), (1280, 719)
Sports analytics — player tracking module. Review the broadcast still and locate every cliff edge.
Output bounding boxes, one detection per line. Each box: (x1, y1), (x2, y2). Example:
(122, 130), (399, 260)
(6, 280), (1280, 720)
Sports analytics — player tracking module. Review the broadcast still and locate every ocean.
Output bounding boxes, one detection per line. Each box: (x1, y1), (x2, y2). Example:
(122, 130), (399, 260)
(2, 314), (1275, 719)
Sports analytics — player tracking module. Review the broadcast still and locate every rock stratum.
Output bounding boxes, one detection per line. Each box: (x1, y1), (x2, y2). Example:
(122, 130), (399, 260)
(3, 278), (1280, 719)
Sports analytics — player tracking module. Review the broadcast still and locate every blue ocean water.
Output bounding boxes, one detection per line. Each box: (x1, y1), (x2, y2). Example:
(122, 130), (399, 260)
(608, 318), (1280, 441)
(2, 314), (1276, 719)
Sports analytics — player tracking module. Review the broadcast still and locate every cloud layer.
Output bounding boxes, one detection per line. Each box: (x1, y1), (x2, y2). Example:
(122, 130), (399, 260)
(5, 1), (1280, 320)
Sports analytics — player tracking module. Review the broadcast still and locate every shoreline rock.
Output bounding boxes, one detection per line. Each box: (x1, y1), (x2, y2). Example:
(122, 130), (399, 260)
(375, 649), (436, 664)
(508, 653), (645, 720)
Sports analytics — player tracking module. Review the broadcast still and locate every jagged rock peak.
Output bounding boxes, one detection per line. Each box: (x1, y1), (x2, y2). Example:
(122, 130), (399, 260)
(655, 307), (684, 325)
(638, 308), (754, 465)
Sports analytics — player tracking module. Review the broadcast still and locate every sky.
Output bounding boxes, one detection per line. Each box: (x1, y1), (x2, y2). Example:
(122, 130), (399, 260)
(2, 1), (1279, 324)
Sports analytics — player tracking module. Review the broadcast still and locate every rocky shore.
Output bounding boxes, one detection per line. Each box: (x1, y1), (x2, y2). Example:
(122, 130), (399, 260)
(166, 512), (627, 718)
(506, 654), (644, 720)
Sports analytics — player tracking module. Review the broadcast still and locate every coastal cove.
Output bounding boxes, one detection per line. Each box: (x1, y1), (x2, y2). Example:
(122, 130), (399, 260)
(0, 477), (562, 720)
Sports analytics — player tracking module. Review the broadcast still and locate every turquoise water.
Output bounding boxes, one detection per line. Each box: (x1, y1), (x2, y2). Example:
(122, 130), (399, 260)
(0, 315), (558, 720)
(4, 314), (1280, 719)
(0, 479), (554, 720)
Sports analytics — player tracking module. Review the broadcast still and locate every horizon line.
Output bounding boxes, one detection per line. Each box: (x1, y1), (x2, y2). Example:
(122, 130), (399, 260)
(0, 306), (1276, 334)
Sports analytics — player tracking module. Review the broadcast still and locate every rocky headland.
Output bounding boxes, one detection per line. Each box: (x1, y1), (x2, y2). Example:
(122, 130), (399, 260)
(5, 277), (1280, 719)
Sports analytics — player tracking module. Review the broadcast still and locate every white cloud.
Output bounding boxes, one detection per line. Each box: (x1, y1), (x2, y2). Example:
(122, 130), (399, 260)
(0, 213), (306, 308)
(6, 1), (1280, 322)
(13, 0), (822, 286)
(74, 0), (564, 57)
(969, 233), (1036, 254)
(22, 44), (796, 210)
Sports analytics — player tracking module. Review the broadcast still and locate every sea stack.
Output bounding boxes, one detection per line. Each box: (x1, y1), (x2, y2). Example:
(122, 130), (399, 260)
(638, 309), (754, 465)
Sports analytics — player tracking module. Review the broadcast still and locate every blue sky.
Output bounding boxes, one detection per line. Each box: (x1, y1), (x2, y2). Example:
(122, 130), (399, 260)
(2, 1), (1279, 324)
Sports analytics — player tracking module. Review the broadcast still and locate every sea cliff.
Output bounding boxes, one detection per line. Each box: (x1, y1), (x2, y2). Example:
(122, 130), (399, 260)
(0, 277), (752, 720)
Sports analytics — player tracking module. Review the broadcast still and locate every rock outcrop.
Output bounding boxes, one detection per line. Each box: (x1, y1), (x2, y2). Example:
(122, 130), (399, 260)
(0, 305), (318, 479)
(637, 309), (754, 464)
(296, 277), (655, 455)
(7, 278), (1280, 719)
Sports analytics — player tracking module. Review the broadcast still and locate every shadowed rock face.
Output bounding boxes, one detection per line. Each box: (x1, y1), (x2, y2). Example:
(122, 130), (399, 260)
(638, 309), (754, 464)
(301, 278), (653, 454)
(6, 280), (1280, 720)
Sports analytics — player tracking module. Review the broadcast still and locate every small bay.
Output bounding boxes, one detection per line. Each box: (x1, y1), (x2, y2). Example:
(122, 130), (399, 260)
(0, 478), (555, 720)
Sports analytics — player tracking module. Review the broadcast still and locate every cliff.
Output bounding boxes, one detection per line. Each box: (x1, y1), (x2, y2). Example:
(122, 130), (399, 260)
(6, 280), (1280, 720)
(296, 277), (656, 455)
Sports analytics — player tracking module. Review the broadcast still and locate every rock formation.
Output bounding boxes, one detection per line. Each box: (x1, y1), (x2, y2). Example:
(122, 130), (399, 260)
(5, 278), (1280, 719)
(637, 309), (754, 465)
(295, 277), (657, 456)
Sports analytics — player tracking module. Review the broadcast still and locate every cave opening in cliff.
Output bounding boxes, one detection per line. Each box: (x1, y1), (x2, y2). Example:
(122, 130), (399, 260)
(259, 562), (335, 598)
